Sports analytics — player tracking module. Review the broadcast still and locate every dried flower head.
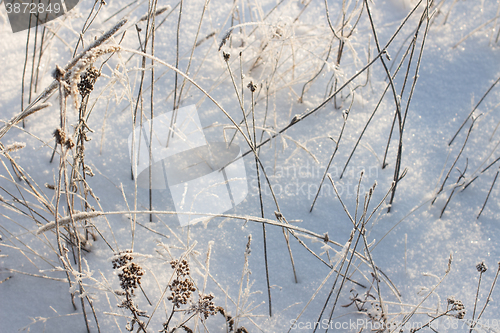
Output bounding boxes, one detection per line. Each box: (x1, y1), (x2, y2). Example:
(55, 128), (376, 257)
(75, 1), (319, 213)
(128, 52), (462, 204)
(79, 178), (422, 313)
(170, 259), (190, 276)
(188, 293), (216, 320)
(476, 262), (488, 273)
(53, 128), (75, 149)
(167, 259), (196, 308)
(53, 128), (66, 145)
(447, 297), (466, 319)
(223, 51), (231, 61)
(167, 277), (196, 308)
(77, 66), (100, 97)
(112, 251), (144, 293)
(247, 81), (257, 92)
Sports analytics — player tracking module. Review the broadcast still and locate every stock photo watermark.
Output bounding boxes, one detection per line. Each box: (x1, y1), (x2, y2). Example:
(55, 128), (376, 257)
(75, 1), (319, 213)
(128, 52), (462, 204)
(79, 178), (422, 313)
(289, 318), (500, 331)
(3, 0), (79, 33)
(128, 105), (248, 227)
(247, 161), (379, 200)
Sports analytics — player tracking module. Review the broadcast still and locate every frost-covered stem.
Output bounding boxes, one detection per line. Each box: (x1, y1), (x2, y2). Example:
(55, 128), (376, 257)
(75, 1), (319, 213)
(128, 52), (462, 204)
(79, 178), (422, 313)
(313, 221), (361, 333)
(72, 0), (105, 58)
(359, 211), (388, 330)
(165, 0), (184, 148)
(235, 236), (252, 328)
(470, 270), (485, 332)
(131, 24), (147, 167)
(324, 214), (372, 333)
(389, 1), (432, 212)
(477, 168), (499, 219)
(163, 303), (176, 330)
(173, 312), (197, 331)
(28, 20), (39, 122)
(125, 291), (148, 332)
(240, 48), (387, 160)
(21, 16), (33, 128)
(249, 83), (272, 316)
(449, 75), (500, 146)
(341, 35), (415, 178)
(381, 20), (424, 170)
(148, 0), (158, 224)
(0, 18), (127, 141)
(34, 26), (47, 94)
(411, 310), (454, 332)
(310, 103), (350, 212)
(300, 35), (335, 103)
(364, 0), (406, 213)
(176, 0), (209, 107)
(475, 264), (500, 323)
(62, 128), (91, 333)
(54, 79), (78, 311)
(225, 57), (252, 143)
(433, 118), (476, 205)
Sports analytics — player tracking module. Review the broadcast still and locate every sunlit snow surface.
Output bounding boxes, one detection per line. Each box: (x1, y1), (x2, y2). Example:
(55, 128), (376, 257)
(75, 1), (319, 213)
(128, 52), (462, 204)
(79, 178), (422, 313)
(1, 0), (500, 332)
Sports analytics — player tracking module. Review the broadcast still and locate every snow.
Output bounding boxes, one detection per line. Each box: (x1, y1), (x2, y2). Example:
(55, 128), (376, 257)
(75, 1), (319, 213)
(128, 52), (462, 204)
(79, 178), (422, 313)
(1, 0), (500, 332)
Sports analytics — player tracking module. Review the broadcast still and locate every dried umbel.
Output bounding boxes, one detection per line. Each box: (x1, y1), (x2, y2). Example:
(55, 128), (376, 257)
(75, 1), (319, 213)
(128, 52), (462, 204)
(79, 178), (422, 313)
(112, 251), (144, 294)
(187, 293), (217, 321)
(167, 276), (196, 308)
(170, 259), (190, 276)
(167, 259), (196, 308)
(447, 297), (466, 319)
(112, 250), (133, 269)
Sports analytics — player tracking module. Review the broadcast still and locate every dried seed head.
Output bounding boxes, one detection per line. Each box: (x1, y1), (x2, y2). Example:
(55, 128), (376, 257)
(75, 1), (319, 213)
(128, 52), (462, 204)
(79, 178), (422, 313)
(112, 251), (144, 293)
(53, 128), (66, 145)
(223, 52), (231, 61)
(168, 259), (195, 308)
(78, 66), (100, 97)
(2, 142), (26, 153)
(476, 261), (488, 273)
(245, 235), (252, 255)
(187, 293), (216, 320)
(65, 137), (75, 149)
(247, 81), (257, 92)
(447, 297), (466, 319)
(170, 259), (190, 276)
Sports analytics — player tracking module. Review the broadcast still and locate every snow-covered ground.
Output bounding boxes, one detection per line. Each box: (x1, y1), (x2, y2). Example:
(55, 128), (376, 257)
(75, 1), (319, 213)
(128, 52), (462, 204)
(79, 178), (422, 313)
(1, 0), (500, 332)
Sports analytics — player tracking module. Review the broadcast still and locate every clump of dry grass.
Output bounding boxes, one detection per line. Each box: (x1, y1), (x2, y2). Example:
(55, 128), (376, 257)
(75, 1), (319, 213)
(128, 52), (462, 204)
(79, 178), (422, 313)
(113, 250), (149, 332)
(1, 0), (500, 332)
